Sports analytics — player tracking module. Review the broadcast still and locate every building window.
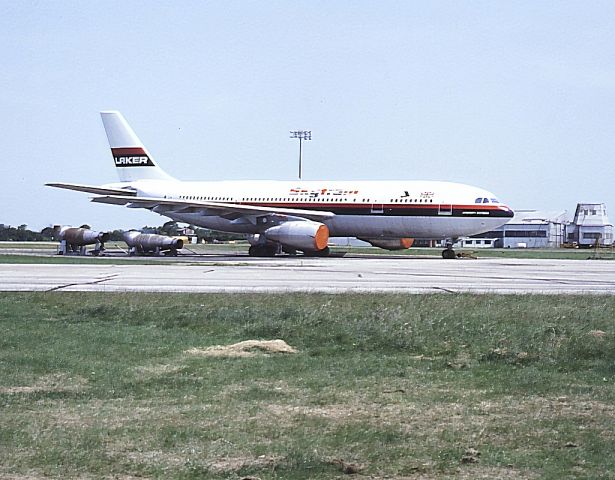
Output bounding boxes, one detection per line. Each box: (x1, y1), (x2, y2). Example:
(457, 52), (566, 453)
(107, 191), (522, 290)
(583, 232), (602, 239)
(505, 230), (547, 238)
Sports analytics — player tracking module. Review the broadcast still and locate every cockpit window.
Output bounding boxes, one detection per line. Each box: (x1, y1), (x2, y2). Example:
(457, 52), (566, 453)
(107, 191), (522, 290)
(475, 197), (482, 204)
(490, 198), (499, 203)
(482, 198), (489, 203)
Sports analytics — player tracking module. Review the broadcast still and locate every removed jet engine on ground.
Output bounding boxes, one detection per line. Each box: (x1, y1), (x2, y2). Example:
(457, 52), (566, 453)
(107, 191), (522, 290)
(57, 226), (109, 256)
(123, 231), (184, 256)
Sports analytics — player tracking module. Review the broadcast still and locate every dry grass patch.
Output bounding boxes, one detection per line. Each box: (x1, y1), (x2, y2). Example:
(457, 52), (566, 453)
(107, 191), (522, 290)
(218, 379), (304, 399)
(0, 373), (88, 395)
(35, 398), (190, 430)
(134, 363), (186, 378)
(185, 339), (298, 358)
(453, 465), (540, 479)
(206, 454), (281, 473)
(267, 403), (373, 422)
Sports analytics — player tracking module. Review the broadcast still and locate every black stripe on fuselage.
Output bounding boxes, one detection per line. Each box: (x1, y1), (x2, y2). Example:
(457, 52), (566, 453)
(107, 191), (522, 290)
(239, 203), (514, 218)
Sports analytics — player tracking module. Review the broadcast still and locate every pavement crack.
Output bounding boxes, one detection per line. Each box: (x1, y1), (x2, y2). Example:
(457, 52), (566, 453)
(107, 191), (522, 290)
(46, 274), (119, 292)
(431, 286), (458, 294)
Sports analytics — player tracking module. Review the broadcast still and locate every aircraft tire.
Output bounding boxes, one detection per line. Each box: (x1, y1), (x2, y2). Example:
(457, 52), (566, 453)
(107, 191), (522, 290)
(442, 248), (456, 259)
(304, 247), (330, 257)
(249, 245), (277, 257)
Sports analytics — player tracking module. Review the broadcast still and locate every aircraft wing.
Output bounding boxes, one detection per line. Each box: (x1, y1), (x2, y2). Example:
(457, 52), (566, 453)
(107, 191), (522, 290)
(90, 195), (335, 221)
(46, 182), (137, 196)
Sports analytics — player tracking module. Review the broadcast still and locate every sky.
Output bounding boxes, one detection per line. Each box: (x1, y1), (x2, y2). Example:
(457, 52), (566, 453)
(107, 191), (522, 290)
(2, 1), (615, 231)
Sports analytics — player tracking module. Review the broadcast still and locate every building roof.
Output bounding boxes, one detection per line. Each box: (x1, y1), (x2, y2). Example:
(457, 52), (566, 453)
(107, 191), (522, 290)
(572, 203), (612, 227)
(507, 210), (570, 225)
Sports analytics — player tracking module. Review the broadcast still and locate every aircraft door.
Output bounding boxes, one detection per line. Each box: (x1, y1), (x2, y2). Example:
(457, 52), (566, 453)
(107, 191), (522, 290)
(371, 203), (384, 214)
(438, 204), (453, 215)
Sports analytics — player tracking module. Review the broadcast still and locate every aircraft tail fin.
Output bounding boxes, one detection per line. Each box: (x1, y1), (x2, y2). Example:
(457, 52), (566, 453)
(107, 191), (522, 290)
(100, 111), (176, 182)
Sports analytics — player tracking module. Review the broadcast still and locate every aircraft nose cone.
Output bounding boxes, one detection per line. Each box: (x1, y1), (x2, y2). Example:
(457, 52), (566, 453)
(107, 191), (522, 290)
(502, 206), (514, 217)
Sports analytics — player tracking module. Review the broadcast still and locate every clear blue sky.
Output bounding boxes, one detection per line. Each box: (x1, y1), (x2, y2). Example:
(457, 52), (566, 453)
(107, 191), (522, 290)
(2, 1), (615, 230)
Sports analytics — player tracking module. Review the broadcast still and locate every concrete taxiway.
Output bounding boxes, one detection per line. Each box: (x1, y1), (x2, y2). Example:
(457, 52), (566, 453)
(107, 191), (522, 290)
(1, 257), (614, 294)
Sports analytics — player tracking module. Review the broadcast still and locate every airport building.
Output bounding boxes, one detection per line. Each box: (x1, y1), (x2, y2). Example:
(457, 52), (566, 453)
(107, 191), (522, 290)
(333, 203), (612, 250)
(565, 203), (614, 247)
(459, 210), (568, 249)
(460, 203), (613, 249)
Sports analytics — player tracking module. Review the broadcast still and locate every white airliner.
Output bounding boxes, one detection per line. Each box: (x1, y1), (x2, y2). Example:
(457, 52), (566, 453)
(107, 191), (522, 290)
(47, 111), (513, 258)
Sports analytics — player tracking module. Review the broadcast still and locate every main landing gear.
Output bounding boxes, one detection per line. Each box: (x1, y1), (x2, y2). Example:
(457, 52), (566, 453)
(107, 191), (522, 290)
(441, 239), (457, 259)
(303, 247), (331, 257)
(248, 245), (331, 257)
(248, 244), (278, 257)
(442, 248), (456, 259)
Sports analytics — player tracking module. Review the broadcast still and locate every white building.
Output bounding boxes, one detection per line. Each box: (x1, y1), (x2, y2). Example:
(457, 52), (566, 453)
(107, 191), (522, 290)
(566, 203), (613, 247)
(463, 210), (569, 248)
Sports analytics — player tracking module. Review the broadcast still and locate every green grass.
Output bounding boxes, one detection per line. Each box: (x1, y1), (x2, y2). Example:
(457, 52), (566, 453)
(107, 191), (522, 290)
(1, 293), (614, 478)
(3, 240), (615, 261)
(0, 241), (58, 249)
(342, 245), (615, 260)
(0, 254), (169, 265)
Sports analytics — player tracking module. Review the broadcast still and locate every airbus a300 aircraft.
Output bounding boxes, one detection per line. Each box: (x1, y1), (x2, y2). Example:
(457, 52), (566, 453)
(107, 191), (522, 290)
(47, 111), (513, 258)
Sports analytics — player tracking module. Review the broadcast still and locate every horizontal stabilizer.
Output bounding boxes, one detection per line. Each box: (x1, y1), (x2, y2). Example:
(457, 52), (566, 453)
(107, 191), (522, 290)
(46, 182), (137, 196)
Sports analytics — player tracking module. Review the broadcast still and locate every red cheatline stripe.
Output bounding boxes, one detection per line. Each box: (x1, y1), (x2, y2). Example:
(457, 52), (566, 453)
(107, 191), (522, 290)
(111, 147), (147, 155)
(238, 202), (505, 210)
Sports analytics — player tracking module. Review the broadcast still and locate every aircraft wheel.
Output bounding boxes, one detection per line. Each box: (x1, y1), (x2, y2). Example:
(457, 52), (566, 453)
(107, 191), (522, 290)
(304, 247), (330, 257)
(249, 245), (277, 257)
(442, 248), (456, 259)
(282, 246), (297, 256)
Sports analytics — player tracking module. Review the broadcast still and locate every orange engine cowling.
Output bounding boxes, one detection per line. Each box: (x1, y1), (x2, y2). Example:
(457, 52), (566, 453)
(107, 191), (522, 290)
(264, 221), (329, 252)
(359, 237), (414, 251)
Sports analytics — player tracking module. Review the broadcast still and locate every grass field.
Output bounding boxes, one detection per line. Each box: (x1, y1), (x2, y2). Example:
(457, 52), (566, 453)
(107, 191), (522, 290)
(2, 240), (615, 262)
(347, 247), (610, 260)
(1, 293), (614, 479)
(0, 254), (168, 265)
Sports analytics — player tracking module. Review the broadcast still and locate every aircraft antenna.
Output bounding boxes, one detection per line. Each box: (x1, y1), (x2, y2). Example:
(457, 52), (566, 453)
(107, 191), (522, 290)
(290, 130), (311, 180)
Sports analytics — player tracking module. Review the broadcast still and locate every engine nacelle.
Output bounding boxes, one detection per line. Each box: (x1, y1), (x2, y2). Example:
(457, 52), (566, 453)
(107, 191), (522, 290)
(57, 226), (109, 255)
(359, 237), (414, 251)
(264, 221), (329, 252)
(58, 226), (110, 246)
(123, 231), (184, 254)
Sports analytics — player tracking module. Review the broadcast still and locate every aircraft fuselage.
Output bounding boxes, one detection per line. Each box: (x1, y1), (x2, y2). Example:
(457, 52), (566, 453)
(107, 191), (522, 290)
(126, 178), (513, 240)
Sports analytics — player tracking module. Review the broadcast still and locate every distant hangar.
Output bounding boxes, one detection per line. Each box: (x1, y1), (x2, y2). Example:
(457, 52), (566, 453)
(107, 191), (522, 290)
(461, 202), (613, 249)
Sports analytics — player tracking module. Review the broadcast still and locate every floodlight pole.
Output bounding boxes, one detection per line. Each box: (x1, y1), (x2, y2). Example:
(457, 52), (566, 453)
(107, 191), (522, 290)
(290, 130), (311, 180)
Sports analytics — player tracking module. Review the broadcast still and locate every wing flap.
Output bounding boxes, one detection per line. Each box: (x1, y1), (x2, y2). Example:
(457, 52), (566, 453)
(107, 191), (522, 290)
(91, 195), (335, 220)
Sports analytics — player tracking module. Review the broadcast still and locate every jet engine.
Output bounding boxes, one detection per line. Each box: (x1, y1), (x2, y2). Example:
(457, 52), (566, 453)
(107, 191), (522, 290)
(57, 226), (110, 255)
(359, 237), (414, 251)
(263, 221), (329, 252)
(123, 231), (184, 256)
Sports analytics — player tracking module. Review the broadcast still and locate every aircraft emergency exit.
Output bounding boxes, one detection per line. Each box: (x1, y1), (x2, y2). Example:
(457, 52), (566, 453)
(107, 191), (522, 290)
(47, 111), (514, 257)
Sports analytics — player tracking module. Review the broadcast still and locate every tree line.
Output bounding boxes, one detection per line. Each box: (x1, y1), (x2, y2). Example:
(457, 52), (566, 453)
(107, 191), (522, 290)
(0, 222), (245, 243)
